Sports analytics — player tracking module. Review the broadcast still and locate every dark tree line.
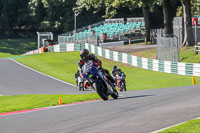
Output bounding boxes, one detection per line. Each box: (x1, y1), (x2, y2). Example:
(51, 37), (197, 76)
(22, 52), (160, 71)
(0, 0), (162, 38)
(0, 0), (102, 38)
(76, 0), (199, 46)
(0, 0), (199, 46)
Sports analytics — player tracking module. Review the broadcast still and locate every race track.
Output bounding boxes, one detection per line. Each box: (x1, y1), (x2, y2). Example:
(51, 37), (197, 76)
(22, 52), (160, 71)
(0, 58), (92, 95)
(0, 58), (200, 133)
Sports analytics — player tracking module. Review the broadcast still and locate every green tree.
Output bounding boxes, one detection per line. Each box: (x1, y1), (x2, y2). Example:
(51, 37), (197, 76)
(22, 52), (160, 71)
(36, 0), (46, 25)
(75, 0), (157, 42)
(0, 0), (30, 37)
(181, 0), (195, 46)
(162, 0), (174, 34)
(0, 0), (5, 36)
(191, 0), (200, 16)
(141, 0), (152, 42)
(154, 0), (180, 35)
(29, 0), (47, 32)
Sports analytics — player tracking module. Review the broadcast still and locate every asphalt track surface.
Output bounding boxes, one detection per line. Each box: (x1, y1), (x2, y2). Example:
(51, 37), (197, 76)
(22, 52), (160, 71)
(1, 58), (200, 133)
(0, 58), (92, 95)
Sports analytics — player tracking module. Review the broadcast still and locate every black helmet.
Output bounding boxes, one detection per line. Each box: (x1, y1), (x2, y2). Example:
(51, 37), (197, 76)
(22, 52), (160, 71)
(118, 68), (121, 72)
(80, 49), (89, 60)
(113, 65), (117, 70)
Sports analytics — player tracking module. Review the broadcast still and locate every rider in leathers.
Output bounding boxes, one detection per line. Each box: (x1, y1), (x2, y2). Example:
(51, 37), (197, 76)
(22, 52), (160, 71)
(78, 49), (115, 85)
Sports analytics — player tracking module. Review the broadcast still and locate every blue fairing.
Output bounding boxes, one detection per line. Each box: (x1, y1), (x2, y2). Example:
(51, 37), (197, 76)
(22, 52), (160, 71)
(82, 63), (99, 81)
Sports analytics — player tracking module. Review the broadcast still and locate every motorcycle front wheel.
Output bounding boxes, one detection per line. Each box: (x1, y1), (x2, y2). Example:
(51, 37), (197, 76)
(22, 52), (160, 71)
(111, 87), (118, 99)
(79, 82), (84, 91)
(94, 82), (108, 101)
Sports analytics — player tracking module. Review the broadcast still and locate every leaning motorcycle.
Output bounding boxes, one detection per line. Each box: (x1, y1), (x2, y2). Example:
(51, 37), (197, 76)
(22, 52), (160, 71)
(116, 73), (126, 91)
(82, 61), (118, 101)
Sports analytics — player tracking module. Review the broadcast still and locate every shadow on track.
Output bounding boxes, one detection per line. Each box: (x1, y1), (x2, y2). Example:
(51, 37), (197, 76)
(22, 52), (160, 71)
(78, 89), (95, 92)
(117, 95), (154, 100)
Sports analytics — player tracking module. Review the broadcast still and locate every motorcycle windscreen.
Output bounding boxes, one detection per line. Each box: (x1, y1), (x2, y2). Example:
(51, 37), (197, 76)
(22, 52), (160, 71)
(82, 63), (98, 79)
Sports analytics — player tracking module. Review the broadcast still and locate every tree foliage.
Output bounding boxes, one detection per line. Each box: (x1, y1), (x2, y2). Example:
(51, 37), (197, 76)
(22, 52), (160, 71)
(75, 0), (156, 18)
(0, 0), (198, 45)
(0, 0), (30, 36)
(75, 0), (157, 41)
(181, 0), (195, 46)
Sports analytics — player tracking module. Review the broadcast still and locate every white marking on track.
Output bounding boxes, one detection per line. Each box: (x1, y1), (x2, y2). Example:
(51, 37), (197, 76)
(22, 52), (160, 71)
(8, 59), (76, 87)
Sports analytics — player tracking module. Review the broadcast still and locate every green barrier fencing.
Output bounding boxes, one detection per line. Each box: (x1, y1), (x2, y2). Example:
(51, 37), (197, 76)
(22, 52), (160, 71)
(24, 43), (200, 76)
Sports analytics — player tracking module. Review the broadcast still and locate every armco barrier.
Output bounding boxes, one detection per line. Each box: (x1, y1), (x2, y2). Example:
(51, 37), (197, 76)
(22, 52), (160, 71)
(23, 43), (84, 55)
(23, 48), (42, 55)
(84, 43), (200, 76)
(23, 43), (200, 76)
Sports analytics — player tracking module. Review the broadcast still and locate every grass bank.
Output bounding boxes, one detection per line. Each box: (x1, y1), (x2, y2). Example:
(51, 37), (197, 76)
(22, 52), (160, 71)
(0, 52), (17, 58)
(159, 118), (200, 133)
(0, 94), (99, 113)
(131, 48), (156, 59)
(179, 47), (200, 63)
(16, 52), (199, 91)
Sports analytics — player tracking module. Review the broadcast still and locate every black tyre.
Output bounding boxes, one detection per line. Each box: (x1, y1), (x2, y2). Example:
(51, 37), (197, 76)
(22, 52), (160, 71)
(79, 82), (84, 91)
(122, 80), (126, 91)
(111, 87), (118, 99)
(94, 82), (108, 101)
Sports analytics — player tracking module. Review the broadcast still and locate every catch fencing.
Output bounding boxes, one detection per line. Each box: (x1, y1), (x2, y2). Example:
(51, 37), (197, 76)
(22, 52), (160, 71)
(24, 43), (200, 76)
(156, 36), (179, 62)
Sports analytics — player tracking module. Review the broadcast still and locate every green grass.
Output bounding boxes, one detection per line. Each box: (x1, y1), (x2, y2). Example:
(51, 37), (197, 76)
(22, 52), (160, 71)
(131, 48), (156, 59)
(179, 47), (200, 63)
(159, 118), (200, 133)
(0, 94), (100, 113)
(0, 52), (18, 58)
(16, 52), (200, 91)
(0, 38), (37, 55)
(17, 52), (80, 85)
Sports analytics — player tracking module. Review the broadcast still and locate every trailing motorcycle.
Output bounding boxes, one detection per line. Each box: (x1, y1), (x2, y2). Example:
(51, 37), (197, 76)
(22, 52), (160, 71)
(116, 73), (126, 91)
(82, 61), (118, 100)
(77, 75), (84, 91)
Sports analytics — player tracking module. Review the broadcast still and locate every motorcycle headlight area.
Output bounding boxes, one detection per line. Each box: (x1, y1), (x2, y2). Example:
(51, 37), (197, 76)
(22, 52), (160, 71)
(84, 72), (93, 78)
(87, 73), (93, 78)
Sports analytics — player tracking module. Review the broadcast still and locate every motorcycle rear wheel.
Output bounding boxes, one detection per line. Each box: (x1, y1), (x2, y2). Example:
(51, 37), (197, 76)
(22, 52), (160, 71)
(122, 80), (126, 91)
(94, 82), (108, 101)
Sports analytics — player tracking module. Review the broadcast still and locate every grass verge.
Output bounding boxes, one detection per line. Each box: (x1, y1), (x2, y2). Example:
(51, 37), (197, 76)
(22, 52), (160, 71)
(0, 94), (100, 113)
(130, 48), (156, 59)
(0, 52), (18, 58)
(159, 118), (200, 133)
(179, 47), (200, 63)
(16, 52), (200, 91)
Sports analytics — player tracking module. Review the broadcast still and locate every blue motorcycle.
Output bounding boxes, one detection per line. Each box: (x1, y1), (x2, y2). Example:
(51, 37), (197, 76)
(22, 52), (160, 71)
(82, 62), (118, 101)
